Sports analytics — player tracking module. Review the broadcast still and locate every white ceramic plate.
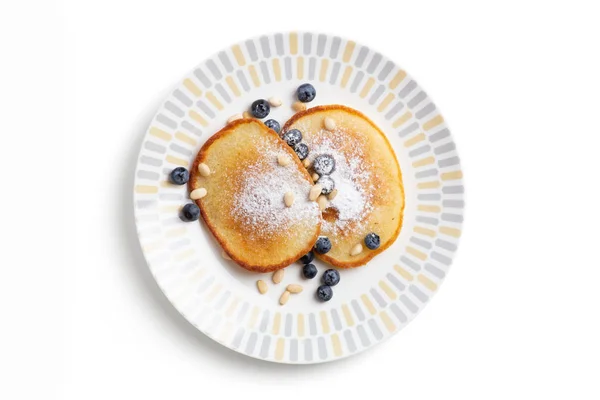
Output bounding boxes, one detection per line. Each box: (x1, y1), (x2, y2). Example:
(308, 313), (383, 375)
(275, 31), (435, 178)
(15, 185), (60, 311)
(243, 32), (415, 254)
(133, 32), (464, 363)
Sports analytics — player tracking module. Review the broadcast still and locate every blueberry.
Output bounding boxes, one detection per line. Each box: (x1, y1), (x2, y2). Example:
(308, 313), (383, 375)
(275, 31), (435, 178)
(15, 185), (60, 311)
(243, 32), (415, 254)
(314, 236), (332, 254)
(300, 251), (315, 264)
(322, 269), (340, 286)
(302, 263), (318, 279)
(297, 83), (316, 103)
(294, 143), (309, 160)
(317, 176), (335, 195)
(316, 285), (333, 301)
(282, 129), (302, 146)
(264, 119), (281, 133)
(180, 203), (200, 222)
(364, 232), (381, 250)
(313, 154), (336, 175)
(250, 99), (270, 118)
(169, 167), (189, 185)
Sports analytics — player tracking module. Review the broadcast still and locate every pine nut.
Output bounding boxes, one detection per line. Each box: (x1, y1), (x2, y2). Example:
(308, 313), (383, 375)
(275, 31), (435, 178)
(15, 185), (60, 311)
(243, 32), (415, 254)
(292, 101), (306, 112)
(272, 269), (284, 284)
(198, 163), (210, 177)
(279, 290), (290, 305)
(328, 189), (338, 200)
(286, 284), (303, 294)
(317, 195), (328, 211)
(227, 113), (243, 123)
(350, 243), (363, 256)
(221, 250), (232, 260)
(190, 188), (207, 200)
(284, 191), (295, 207)
(268, 96), (282, 107)
(257, 280), (268, 294)
(324, 117), (336, 131)
(303, 158), (311, 168)
(309, 184), (323, 201)
(311, 173), (320, 181)
(243, 111), (253, 119)
(277, 154), (291, 166)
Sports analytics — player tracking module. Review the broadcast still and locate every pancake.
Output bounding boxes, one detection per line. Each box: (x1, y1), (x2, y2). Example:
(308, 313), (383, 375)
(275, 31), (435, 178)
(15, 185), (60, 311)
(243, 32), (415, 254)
(282, 105), (404, 268)
(189, 119), (322, 272)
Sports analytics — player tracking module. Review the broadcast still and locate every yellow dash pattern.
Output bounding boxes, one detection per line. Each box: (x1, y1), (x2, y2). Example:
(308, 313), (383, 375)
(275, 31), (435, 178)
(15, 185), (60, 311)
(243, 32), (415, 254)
(331, 334), (343, 357)
(225, 76), (241, 97)
(149, 127), (171, 141)
(275, 338), (285, 361)
(205, 92), (223, 111)
(319, 59), (329, 82)
(166, 155), (188, 167)
(289, 33), (298, 54)
(360, 77), (375, 98)
(414, 226), (437, 237)
(379, 281), (397, 300)
(343, 41), (356, 62)
(297, 314), (305, 337)
(361, 294), (377, 315)
(380, 311), (396, 333)
(342, 304), (355, 327)
(159, 204), (182, 213)
(272, 59), (282, 81)
(183, 78), (202, 97)
(418, 180), (441, 189)
(412, 156), (435, 167)
(248, 65), (261, 87)
(175, 131), (197, 146)
(218, 321), (234, 343)
(135, 185), (158, 194)
(160, 180), (178, 188)
(205, 283), (222, 302)
(142, 240), (164, 253)
(189, 110), (208, 127)
(440, 226), (462, 238)
(418, 204), (441, 213)
(341, 66), (353, 88)
(232, 45), (246, 66)
(406, 246), (428, 261)
(404, 133), (426, 147)
(225, 297), (240, 318)
(247, 306), (260, 329)
(423, 115), (444, 131)
(188, 268), (206, 284)
(165, 226), (186, 238)
(320, 311), (331, 334)
(441, 171), (463, 181)
(418, 274), (438, 291)
(272, 312), (281, 335)
(389, 70), (407, 89)
(377, 93), (395, 112)
(296, 57), (304, 79)
(392, 111), (413, 128)
(175, 248), (194, 262)
(394, 264), (414, 281)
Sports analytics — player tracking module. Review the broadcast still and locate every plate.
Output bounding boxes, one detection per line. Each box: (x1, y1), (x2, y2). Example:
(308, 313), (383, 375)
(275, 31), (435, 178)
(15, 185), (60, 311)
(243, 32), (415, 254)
(133, 32), (464, 363)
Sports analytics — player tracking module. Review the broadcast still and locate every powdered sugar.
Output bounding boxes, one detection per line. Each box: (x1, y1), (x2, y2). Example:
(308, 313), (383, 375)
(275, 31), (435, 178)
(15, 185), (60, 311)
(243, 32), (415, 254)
(231, 146), (320, 239)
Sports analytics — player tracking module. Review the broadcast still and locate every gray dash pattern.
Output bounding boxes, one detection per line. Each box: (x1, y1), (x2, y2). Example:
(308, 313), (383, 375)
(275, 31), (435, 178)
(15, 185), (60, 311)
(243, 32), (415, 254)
(317, 34), (326, 56)
(303, 32), (312, 55)
(416, 216), (439, 225)
(285, 314), (292, 337)
(409, 144), (431, 157)
(350, 71), (364, 93)
(436, 239), (457, 251)
(425, 263), (446, 278)
(442, 213), (463, 223)
(259, 36), (270, 58)
(284, 57), (292, 80)
(429, 128), (450, 142)
(259, 61), (271, 84)
(137, 170), (159, 180)
(387, 272), (406, 291)
(356, 324), (371, 346)
(400, 255), (421, 271)
(168, 238), (189, 250)
(197, 276), (215, 293)
(214, 291), (230, 310)
(236, 302), (249, 322)
(329, 62), (341, 84)
(431, 251), (452, 265)
(408, 91), (427, 108)
(309, 313), (317, 335)
(308, 57), (316, 80)
(140, 155), (162, 167)
(355, 47), (369, 67)
(275, 33), (284, 55)
(193, 68), (211, 88)
(259, 310), (270, 332)
(416, 103), (436, 119)
(156, 114), (177, 129)
(304, 339), (313, 362)
(245, 40), (258, 61)
(259, 336), (271, 358)
(206, 60), (222, 80)
(317, 337), (327, 360)
(434, 142), (456, 155)
(366, 53), (382, 73)
(399, 80), (417, 98)
(390, 303), (408, 323)
(136, 200), (156, 209)
(181, 120), (202, 137)
(399, 122), (420, 137)
(196, 100), (215, 118)
(369, 85), (385, 105)
(443, 199), (464, 208)
(410, 236), (432, 249)
(385, 101), (405, 120)
(368, 319), (383, 340)
(438, 156), (460, 167)
(236, 70), (250, 91)
(416, 168), (438, 179)
(245, 332), (258, 355)
(158, 193), (182, 201)
(144, 141), (166, 154)
(378, 61), (394, 80)
(409, 285), (429, 302)
(369, 288), (387, 307)
(169, 143), (192, 157)
(215, 83), (231, 103)
(351, 299), (365, 321)
(290, 339), (298, 362)
(173, 89), (192, 107)
(232, 328), (244, 349)
(344, 330), (357, 353)
(330, 37), (341, 58)
(400, 295), (418, 313)
(443, 186), (464, 194)
(331, 309), (342, 331)
(218, 51), (233, 72)
(418, 193), (442, 201)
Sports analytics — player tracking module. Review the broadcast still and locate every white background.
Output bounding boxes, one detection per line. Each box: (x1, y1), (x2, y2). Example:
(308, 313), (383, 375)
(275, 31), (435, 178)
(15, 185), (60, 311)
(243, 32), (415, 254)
(1, 0), (599, 399)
